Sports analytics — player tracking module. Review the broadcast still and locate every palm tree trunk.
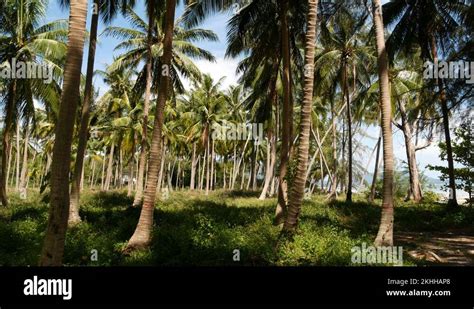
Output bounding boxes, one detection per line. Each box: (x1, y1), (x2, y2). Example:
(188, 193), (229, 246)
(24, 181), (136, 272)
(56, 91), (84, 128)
(210, 140), (215, 190)
(133, 5), (155, 207)
(40, 0), (89, 266)
(198, 154), (203, 190)
(6, 138), (13, 193)
(101, 151), (106, 190)
(398, 99), (422, 202)
(91, 159), (96, 189)
(127, 159), (134, 196)
(283, 0), (318, 232)
(125, 0), (177, 251)
(372, 0), (395, 247)
(0, 80), (16, 206)
(240, 161), (246, 190)
(430, 35), (457, 208)
(329, 98), (337, 199)
(275, 0), (292, 225)
(69, 0), (99, 225)
(15, 122), (20, 191)
(368, 128), (382, 203)
(231, 145), (237, 189)
(19, 123), (29, 195)
(157, 141), (166, 192)
(344, 65), (353, 203)
(259, 129), (277, 199)
(104, 143), (115, 191)
(190, 143), (197, 190)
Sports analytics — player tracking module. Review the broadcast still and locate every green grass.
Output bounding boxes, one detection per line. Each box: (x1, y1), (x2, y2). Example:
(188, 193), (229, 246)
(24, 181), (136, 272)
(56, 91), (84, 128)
(0, 189), (472, 266)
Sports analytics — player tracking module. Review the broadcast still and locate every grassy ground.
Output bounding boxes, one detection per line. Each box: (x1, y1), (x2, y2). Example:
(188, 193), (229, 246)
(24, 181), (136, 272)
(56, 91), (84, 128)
(0, 189), (473, 266)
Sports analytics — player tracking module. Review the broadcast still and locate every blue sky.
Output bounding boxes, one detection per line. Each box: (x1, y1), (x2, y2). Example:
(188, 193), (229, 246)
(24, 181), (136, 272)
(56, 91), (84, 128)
(43, 0), (451, 184)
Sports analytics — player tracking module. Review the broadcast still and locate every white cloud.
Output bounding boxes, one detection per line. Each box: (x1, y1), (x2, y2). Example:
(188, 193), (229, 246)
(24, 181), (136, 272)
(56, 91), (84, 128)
(182, 57), (241, 91)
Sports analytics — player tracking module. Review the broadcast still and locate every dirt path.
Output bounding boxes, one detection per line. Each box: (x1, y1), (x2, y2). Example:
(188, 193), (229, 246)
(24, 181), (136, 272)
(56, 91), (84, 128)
(395, 231), (474, 266)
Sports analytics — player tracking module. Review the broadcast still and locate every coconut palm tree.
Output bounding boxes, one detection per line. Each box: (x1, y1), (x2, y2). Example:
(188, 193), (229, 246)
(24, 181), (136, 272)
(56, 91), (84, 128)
(39, 0), (90, 266)
(103, 6), (218, 206)
(314, 4), (374, 202)
(68, 0), (137, 226)
(124, 0), (177, 251)
(382, 0), (471, 208)
(283, 0), (319, 232)
(0, 0), (66, 206)
(372, 0), (395, 247)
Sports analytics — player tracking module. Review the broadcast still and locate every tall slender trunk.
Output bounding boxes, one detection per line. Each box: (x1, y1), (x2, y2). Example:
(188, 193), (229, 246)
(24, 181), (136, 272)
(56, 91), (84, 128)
(69, 0), (99, 225)
(369, 128), (382, 203)
(231, 145), (237, 189)
(101, 151), (106, 190)
(430, 35), (457, 208)
(398, 99), (422, 202)
(104, 143), (115, 191)
(133, 6), (155, 207)
(250, 144), (258, 190)
(275, 0), (292, 225)
(157, 142), (166, 192)
(210, 140), (215, 191)
(373, 0), (395, 247)
(240, 161), (246, 190)
(40, 0), (89, 266)
(329, 98), (337, 199)
(15, 122), (20, 191)
(283, 0), (318, 232)
(344, 65), (353, 202)
(125, 0), (176, 251)
(6, 139), (13, 193)
(198, 154), (203, 190)
(190, 143), (197, 190)
(19, 123), (29, 195)
(91, 160), (96, 189)
(0, 80), (16, 206)
(259, 128), (277, 199)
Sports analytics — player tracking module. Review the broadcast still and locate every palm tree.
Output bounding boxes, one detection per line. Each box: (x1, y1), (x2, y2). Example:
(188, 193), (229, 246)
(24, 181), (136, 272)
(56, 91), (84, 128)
(0, 0), (66, 206)
(372, 0), (395, 247)
(314, 4), (373, 202)
(104, 6), (217, 206)
(69, 0), (137, 226)
(39, 0), (89, 266)
(382, 0), (471, 208)
(283, 0), (318, 232)
(124, 0), (177, 251)
(180, 75), (226, 194)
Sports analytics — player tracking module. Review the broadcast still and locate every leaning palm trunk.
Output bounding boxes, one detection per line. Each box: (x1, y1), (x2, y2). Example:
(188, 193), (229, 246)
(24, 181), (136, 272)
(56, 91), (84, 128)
(0, 81), (16, 206)
(133, 7), (155, 207)
(275, 0), (292, 225)
(398, 99), (422, 202)
(372, 0), (395, 247)
(125, 0), (177, 251)
(40, 0), (89, 266)
(283, 0), (318, 232)
(69, 0), (100, 225)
